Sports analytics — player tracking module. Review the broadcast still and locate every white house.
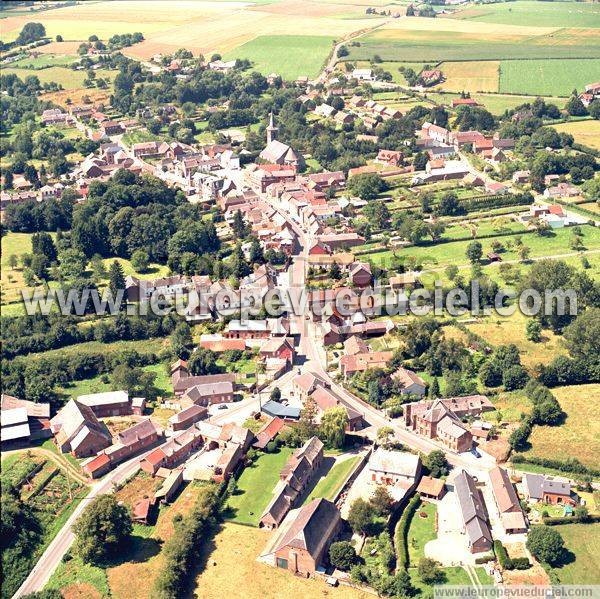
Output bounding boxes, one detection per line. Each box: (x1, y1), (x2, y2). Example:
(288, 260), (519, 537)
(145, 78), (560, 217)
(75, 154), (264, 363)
(352, 68), (374, 81)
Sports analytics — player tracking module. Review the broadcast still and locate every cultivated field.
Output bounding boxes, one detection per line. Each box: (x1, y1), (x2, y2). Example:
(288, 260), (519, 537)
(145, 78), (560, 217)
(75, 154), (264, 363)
(526, 384), (600, 469)
(435, 61), (499, 93)
(193, 522), (372, 599)
(553, 120), (600, 152)
(343, 12), (600, 63)
(499, 59), (600, 96)
(117, 0), (385, 60)
(450, 1), (600, 28)
(223, 35), (334, 80)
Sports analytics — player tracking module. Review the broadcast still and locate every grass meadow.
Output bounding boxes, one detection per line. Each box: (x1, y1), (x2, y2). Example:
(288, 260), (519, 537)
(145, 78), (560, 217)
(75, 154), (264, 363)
(550, 523), (600, 584)
(450, 1), (600, 28)
(1, 66), (117, 90)
(303, 455), (361, 504)
(499, 59), (600, 96)
(525, 384), (600, 469)
(363, 225), (600, 271)
(223, 35), (333, 79)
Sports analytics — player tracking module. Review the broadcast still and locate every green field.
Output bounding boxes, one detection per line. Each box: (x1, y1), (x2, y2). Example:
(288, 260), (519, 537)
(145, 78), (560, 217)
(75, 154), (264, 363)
(226, 447), (293, 526)
(303, 455), (361, 504)
(499, 59), (600, 96)
(424, 91), (568, 115)
(225, 35), (333, 80)
(550, 523), (600, 584)
(364, 225), (600, 271)
(452, 1), (600, 28)
(2, 66), (117, 90)
(345, 32), (600, 64)
(9, 54), (78, 68)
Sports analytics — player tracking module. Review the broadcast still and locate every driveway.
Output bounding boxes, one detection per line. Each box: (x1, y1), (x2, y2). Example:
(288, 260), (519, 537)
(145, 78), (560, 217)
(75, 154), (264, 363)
(424, 491), (474, 566)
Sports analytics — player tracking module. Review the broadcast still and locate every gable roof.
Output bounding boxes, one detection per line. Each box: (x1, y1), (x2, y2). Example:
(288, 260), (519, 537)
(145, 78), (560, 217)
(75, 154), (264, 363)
(274, 498), (340, 557)
(370, 448), (420, 477)
(1, 394), (50, 419)
(392, 367), (425, 390)
(454, 470), (492, 546)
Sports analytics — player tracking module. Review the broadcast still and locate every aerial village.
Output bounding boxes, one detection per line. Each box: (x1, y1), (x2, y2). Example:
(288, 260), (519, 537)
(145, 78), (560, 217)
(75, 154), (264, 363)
(1, 11), (599, 599)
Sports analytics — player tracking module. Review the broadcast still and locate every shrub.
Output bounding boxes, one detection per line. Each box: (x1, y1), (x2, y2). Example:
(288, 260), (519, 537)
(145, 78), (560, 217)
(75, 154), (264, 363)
(393, 494), (420, 570)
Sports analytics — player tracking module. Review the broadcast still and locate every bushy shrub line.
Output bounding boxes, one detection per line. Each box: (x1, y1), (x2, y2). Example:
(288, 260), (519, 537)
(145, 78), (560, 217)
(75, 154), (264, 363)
(153, 483), (225, 598)
(511, 454), (600, 478)
(393, 493), (420, 571)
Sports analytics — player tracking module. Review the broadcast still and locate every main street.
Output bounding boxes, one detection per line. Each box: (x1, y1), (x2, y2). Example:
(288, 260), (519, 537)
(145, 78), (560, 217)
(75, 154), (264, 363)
(264, 190), (496, 475)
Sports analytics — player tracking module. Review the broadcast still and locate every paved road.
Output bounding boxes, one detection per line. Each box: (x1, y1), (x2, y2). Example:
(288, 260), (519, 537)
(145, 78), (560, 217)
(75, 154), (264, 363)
(267, 193), (496, 475)
(13, 452), (150, 598)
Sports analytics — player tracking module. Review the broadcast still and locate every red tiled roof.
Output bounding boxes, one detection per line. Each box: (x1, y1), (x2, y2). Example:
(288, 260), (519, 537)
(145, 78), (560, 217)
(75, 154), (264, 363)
(144, 448), (167, 466)
(84, 452), (110, 474)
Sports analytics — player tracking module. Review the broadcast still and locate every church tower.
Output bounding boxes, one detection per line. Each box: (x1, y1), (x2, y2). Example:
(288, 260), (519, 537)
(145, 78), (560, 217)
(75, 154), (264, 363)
(266, 111), (278, 144)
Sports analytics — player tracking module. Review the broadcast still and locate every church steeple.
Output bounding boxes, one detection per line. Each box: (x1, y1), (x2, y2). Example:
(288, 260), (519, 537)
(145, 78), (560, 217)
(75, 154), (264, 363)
(266, 111), (278, 144)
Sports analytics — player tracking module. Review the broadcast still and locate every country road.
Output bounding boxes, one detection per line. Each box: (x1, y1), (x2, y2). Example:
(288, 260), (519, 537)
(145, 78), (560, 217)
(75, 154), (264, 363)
(13, 451), (151, 598)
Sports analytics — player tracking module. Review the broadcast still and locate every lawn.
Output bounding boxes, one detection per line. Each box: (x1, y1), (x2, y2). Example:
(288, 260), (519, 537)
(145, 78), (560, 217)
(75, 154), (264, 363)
(193, 522), (372, 599)
(451, 1), (600, 28)
(224, 35), (334, 80)
(407, 501), (437, 565)
(526, 384), (600, 469)
(550, 523), (600, 584)
(499, 59), (600, 96)
(226, 447), (293, 526)
(553, 120), (600, 152)
(303, 455), (361, 504)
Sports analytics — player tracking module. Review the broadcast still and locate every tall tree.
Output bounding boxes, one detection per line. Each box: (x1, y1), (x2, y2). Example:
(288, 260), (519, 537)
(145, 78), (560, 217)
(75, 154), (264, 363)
(319, 407), (348, 449)
(108, 260), (126, 311)
(73, 495), (132, 565)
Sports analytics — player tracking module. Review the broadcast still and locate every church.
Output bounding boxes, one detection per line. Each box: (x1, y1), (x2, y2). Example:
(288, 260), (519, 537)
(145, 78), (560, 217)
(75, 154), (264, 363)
(259, 112), (305, 169)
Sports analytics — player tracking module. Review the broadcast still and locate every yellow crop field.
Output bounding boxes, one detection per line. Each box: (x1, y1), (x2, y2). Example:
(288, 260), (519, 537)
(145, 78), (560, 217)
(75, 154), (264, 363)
(553, 120), (600, 151)
(0, 1), (233, 41)
(436, 61), (500, 93)
(194, 523), (372, 599)
(124, 10), (385, 59)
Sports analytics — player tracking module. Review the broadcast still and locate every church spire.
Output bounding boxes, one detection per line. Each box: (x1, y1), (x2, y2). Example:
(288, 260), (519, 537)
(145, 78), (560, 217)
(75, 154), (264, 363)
(266, 111), (278, 144)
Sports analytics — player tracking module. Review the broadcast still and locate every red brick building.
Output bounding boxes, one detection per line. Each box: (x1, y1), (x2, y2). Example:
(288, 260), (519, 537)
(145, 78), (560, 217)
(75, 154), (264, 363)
(268, 498), (341, 576)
